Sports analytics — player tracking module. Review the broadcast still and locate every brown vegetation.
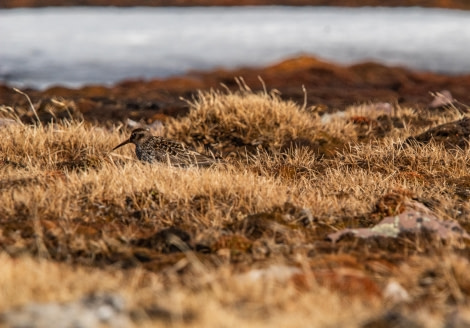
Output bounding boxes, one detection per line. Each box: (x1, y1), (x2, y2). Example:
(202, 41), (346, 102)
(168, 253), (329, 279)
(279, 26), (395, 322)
(1, 84), (470, 326)
(3, 56), (470, 126)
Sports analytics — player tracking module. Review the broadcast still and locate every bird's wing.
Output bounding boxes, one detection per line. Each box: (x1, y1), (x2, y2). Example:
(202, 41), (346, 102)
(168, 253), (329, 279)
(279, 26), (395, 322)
(180, 149), (216, 167)
(158, 137), (216, 167)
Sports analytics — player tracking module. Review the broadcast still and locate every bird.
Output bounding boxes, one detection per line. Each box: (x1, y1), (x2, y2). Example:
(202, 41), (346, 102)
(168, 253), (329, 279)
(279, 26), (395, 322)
(112, 128), (217, 167)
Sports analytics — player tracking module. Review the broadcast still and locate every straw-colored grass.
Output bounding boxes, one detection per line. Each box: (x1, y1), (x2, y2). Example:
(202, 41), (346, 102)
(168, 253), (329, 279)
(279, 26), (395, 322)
(1, 88), (470, 326)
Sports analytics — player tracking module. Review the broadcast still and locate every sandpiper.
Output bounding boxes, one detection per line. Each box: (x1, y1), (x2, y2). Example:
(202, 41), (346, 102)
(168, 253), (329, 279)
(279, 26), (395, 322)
(112, 128), (217, 167)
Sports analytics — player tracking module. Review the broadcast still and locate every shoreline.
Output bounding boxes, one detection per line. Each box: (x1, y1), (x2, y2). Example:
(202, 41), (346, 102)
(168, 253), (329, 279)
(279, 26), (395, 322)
(1, 55), (469, 124)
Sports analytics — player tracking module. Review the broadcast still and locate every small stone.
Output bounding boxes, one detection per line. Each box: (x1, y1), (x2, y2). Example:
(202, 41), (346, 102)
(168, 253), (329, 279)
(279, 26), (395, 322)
(383, 280), (410, 303)
(428, 90), (454, 109)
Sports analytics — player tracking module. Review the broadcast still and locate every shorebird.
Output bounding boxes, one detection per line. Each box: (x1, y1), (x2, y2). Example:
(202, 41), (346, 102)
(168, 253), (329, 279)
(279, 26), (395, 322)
(112, 128), (217, 167)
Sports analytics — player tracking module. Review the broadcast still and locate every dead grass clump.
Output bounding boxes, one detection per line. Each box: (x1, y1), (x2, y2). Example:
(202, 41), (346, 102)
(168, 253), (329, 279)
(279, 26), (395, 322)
(247, 147), (319, 182)
(164, 88), (350, 157)
(339, 137), (470, 181)
(0, 122), (112, 171)
(342, 102), (465, 143)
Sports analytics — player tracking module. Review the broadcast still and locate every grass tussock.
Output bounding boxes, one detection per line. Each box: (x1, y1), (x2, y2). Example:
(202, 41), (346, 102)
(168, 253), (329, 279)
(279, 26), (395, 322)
(165, 87), (354, 157)
(1, 88), (470, 326)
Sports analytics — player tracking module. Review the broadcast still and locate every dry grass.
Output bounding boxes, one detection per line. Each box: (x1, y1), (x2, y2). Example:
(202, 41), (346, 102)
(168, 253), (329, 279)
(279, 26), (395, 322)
(1, 88), (470, 326)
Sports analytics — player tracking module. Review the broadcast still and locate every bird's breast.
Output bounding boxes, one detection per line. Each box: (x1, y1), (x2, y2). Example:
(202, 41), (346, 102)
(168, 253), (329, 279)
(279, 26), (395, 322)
(135, 145), (155, 163)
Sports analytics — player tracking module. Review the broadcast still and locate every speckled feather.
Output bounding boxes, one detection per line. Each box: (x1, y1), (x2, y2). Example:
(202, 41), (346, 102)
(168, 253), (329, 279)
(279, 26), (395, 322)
(113, 128), (216, 167)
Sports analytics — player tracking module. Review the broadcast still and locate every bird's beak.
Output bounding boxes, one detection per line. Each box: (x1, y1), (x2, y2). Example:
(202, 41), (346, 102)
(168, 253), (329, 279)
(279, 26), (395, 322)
(112, 139), (131, 151)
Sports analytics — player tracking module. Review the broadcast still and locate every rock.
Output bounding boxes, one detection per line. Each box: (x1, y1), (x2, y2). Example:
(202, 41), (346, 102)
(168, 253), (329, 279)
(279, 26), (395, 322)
(362, 102), (394, 116)
(237, 265), (303, 283)
(383, 280), (410, 303)
(428, 90), (455, 109)
(125, 118), (141, 129)
(124, 118), (164, 134)
(321, 111), (346, 124)
(328, 201), (470, 243)
(0, 293), (129, 328)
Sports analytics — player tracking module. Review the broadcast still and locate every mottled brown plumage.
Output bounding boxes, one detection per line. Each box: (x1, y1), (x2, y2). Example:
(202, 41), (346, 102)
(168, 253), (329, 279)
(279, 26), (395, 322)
(112, 128), (216, 167)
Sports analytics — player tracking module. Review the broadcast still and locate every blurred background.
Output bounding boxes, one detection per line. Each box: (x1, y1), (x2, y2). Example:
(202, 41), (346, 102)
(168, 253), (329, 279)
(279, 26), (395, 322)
(2, 0), (470, 8)
(1, 0), (469, 89)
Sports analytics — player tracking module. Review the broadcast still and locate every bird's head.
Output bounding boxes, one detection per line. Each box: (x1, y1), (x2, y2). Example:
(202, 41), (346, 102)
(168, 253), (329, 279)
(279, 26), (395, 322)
(112, 128), (151, 150)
